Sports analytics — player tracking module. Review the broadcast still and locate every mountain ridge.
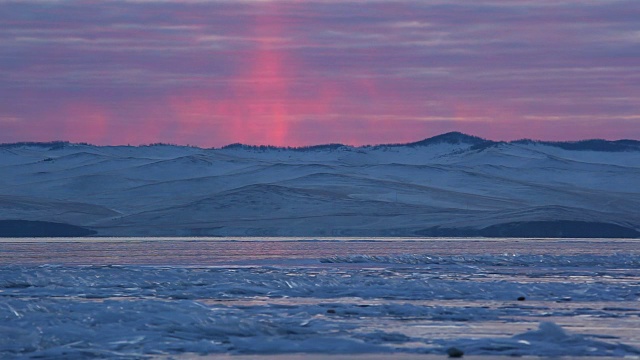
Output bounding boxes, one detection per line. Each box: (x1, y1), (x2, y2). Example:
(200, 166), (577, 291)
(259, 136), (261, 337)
(3, 132), (640, 152)
(1, 131), (639, 237)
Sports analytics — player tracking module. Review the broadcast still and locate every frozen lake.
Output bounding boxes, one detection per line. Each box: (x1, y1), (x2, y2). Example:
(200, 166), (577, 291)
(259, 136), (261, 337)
(1, 238), (639, 358)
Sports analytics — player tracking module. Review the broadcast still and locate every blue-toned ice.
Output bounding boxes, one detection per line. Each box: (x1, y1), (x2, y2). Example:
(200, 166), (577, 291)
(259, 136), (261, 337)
(2, 249), (640, 358)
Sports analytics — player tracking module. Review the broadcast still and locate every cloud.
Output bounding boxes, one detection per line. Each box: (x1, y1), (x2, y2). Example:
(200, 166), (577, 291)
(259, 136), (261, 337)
(0, 116), (21, 123)
(0, 0), (639, 145)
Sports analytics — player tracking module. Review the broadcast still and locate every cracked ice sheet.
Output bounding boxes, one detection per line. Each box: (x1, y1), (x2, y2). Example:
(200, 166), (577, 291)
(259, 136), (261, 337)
(2, 249), (640, 358)
(3, 296), (639, 358)
(2, 286), (640, 357)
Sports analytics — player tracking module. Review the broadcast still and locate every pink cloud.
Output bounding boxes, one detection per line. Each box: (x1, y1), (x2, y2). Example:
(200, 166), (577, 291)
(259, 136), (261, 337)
(1, 0), (639, 146)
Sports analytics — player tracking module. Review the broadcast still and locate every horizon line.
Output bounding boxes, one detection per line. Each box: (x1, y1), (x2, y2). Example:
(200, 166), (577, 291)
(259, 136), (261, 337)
(1, 131), (639, 150)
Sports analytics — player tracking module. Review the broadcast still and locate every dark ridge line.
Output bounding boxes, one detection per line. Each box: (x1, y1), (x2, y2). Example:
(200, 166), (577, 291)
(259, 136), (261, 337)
(0, 141), (76, 150)
(221, 143), (347, 151)
(2, 132), (639, 152)
(512, 139), (640, 152)
(0, 220), (97, 237)
(416, 220), (640, 239)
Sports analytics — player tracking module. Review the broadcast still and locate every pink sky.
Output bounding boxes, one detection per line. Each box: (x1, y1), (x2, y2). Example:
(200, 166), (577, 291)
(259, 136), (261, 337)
(1, 0), (639, 146)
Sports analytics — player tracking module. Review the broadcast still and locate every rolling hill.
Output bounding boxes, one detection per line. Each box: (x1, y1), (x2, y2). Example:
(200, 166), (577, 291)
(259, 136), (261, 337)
(1, 132), (639, 237)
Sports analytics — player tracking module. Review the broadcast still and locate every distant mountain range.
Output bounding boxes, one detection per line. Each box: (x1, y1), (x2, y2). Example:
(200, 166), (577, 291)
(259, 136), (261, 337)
(1, 132), (639, 237)
(4, 131), (640, 152)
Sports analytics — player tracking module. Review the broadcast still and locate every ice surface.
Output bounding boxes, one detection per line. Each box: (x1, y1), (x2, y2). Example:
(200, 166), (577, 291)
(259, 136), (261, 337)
(445, 322), (640, 357)
(321, 253), (640, 268)
(2, 247), (640, 358)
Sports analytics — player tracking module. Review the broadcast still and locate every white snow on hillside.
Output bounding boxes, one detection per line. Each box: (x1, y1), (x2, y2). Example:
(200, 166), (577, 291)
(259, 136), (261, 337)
(1, 133), (639, 236)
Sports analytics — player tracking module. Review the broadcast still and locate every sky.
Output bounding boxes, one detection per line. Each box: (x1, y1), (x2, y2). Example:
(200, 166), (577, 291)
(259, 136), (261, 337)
(1, 0), (639, 147)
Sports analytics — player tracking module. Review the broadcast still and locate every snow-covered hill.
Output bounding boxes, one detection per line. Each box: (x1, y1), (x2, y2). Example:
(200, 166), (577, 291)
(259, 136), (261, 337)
(1, 133), (639, 237)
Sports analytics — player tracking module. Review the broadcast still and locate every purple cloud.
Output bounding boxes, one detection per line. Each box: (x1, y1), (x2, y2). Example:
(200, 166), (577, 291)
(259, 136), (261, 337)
(1, 0), (639, 146)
